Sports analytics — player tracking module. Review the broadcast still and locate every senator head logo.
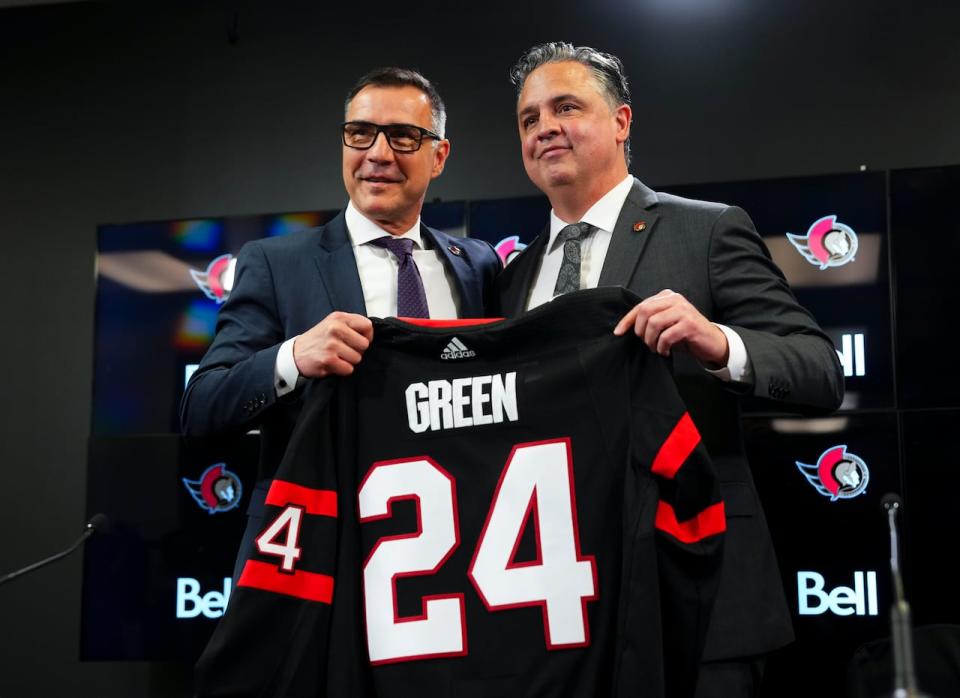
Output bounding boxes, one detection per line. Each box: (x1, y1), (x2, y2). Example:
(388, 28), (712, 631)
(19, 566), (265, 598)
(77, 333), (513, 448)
(183, 463), (243, 514)
(786, 215), (858, 269)
(494, 236), (527, 266)
(190, 253), (236, 303)
(796, 445), (869, 501)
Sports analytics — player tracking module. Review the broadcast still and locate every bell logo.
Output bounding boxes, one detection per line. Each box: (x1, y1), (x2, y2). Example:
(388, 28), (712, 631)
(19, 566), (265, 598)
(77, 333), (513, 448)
(797, 571), (878, 616)
(836, 333), (866, 378)
(176, 577), (232, 619)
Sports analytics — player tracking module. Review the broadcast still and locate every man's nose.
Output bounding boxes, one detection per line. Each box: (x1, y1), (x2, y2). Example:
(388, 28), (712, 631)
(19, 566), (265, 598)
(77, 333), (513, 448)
(366, 131), (395, 162)
(536, 112), (561, 139)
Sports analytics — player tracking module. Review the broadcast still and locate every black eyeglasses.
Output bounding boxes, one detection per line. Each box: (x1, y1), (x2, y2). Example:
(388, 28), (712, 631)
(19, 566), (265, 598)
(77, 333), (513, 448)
(342, 121), (441, 153)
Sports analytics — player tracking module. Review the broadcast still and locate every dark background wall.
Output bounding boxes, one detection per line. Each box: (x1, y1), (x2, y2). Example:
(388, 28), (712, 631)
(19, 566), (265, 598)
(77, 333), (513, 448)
(1, 1), (958, 695)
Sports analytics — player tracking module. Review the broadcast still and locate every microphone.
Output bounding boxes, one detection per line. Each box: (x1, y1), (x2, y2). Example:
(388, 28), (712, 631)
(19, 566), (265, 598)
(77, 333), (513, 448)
(882, 494), (905, 605)
(881, 494), (930, 698)
(0, 514), (110, 587)
(882, 492), (902, 512)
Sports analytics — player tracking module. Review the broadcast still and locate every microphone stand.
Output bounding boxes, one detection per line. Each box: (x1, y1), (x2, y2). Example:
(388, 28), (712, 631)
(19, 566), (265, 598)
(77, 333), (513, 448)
(883, 495), (930, 698)
(0, 514), (108, 587)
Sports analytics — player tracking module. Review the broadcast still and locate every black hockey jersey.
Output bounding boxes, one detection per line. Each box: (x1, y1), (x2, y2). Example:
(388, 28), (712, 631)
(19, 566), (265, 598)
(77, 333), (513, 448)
(196, 287), (725, 698)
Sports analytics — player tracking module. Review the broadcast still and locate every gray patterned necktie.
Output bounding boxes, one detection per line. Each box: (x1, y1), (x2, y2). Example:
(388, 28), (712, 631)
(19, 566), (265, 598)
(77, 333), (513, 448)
(553, 222), (594, 296)
(368, 236), (430, 318)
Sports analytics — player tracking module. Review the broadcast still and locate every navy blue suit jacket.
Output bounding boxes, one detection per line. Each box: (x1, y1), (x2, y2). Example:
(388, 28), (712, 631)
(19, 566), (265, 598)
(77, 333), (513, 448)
(181, 210), (501, 485)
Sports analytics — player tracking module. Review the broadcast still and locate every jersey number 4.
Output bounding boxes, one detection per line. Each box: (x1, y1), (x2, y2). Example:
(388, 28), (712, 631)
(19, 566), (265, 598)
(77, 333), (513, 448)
(358, 438), (597, 664)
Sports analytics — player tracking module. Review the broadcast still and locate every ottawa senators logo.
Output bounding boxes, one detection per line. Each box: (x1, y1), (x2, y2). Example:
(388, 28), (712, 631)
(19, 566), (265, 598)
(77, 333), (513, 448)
(190, 253), (236, 303)
(183, 463), (243, 514)
(796, 445), (869, 501)
(494, 236), (528, 266)
(786, 215), (858, 269)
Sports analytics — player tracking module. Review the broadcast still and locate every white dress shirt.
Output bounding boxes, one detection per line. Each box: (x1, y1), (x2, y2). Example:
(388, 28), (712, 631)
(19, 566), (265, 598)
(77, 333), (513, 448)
(526, 175), (750, 383)
(274, 201), (461, 395)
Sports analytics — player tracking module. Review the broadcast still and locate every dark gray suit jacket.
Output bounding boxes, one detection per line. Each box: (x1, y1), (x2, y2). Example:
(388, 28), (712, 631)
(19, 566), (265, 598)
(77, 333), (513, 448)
(181, 210), (501, 484)
(495, 179), (844, 661)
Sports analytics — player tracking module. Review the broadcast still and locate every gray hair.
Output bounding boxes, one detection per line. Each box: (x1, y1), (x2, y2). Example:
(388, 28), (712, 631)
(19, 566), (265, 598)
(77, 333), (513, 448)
(510, 42), (631, 167)
(345, 67), (447, 139)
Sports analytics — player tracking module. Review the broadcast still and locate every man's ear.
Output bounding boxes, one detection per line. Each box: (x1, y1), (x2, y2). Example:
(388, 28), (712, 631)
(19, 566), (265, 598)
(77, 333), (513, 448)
(615, 104), (632, 144)
(431, 139), (451, 179)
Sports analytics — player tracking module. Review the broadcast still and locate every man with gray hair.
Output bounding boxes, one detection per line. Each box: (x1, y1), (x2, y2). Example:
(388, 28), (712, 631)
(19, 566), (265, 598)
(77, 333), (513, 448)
(183, 66), (500, 582)
(496, 41), (843, 697)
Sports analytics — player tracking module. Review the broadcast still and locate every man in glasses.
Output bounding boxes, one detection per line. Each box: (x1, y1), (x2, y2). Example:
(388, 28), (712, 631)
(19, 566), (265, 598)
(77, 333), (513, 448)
(495, 43), (843, 697)
(182, 67), (500, 579)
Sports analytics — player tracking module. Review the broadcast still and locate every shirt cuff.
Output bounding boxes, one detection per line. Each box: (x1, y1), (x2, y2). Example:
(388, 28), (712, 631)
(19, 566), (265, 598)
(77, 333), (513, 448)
(704, 324), (751, 383)
(275, 337), (300, 397)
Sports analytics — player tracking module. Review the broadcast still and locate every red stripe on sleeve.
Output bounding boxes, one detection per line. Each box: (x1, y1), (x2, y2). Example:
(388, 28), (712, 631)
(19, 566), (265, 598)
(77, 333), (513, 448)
(651, 413), (701, 480)
(238, 559), (334, 604)
(265, 480), (337, 517)
(655, 500), (726, 543)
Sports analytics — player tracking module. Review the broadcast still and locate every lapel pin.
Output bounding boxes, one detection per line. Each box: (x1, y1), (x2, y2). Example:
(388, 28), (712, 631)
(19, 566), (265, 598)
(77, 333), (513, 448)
(633, 221), (647, 233)
(448, 244), (463, 256)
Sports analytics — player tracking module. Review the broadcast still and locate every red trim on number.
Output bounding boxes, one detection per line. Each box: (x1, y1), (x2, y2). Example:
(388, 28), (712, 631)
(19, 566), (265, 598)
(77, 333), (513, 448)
(397, 317), (503, 327)
(655, 500), (726, 543)
(265, 479), (337, 517)
(358, 457), (467, 665)
(237, 559), (334, 603)
(651, 413), (701, 480)
(369, 593), (469, 666)
(466, 437), (598, 650)
(504, 489), (544, 570)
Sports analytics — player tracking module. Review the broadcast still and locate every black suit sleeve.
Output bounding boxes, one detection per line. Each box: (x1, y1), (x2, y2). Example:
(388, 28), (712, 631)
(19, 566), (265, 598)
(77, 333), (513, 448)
(181, 240), (287, 437)
(708, 206), (844, 412)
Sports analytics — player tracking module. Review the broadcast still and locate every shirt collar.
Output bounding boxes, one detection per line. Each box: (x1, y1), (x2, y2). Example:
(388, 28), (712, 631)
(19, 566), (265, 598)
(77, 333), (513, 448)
(346, 200), (424, 249)
(547, 175), (634, 250)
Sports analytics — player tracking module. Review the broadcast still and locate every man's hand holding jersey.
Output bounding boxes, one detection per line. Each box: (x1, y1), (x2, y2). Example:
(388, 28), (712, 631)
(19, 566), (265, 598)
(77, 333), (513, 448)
(613, 289), (730, 369)
(293, 311), (374, 378)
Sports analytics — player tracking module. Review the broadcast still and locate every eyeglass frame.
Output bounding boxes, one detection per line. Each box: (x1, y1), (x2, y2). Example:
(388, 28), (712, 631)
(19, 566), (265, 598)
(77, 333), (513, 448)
(341, 120), (442, 153)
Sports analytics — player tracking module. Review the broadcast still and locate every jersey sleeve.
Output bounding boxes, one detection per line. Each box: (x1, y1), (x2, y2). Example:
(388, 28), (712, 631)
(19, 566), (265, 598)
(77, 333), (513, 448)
(628, 345), (726, 698)
(194, 379), (343, 697)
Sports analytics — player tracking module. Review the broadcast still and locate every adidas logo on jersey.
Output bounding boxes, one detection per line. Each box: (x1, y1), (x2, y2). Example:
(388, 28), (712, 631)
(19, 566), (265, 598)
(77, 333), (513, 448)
(441, 337), (476, 360)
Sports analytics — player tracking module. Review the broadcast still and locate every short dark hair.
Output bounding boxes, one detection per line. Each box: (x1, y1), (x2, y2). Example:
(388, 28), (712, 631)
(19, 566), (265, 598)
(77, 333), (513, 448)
(344, 67), (446, 138)
(510, 42), (631, 167)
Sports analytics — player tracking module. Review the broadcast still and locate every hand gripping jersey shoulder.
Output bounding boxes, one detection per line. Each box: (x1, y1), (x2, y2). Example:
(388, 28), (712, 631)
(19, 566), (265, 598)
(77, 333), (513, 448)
(196, 287), (725, 698)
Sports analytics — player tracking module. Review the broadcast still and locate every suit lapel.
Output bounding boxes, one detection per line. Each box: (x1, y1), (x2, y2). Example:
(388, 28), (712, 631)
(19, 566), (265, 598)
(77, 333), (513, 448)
(424, 225), (480, 317)
(597, 179), (661, 287)
(499, 227), (549, 317)
(313, 211), (366, 315)
(430, 223), (498, 318)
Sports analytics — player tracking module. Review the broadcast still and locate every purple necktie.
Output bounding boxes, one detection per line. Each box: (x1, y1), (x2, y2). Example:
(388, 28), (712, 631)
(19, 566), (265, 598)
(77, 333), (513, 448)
(369, 236), (431, 318)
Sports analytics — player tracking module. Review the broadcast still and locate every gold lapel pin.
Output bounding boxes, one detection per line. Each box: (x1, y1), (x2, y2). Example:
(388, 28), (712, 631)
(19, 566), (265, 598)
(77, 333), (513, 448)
(633, 221), (647, 233)
(448, 244), (462, 256)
